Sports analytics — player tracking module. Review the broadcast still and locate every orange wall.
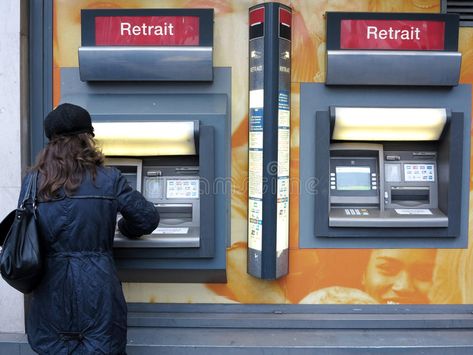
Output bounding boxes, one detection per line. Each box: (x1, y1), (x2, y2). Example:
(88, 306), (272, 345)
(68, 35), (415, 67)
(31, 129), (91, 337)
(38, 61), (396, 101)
(53, 0), (473, 305)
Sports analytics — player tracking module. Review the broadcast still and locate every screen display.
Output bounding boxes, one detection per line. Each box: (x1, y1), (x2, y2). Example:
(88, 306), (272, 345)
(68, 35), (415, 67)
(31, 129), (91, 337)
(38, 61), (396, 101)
(336, 166), (371, 191)
(166, 179), (199, 199)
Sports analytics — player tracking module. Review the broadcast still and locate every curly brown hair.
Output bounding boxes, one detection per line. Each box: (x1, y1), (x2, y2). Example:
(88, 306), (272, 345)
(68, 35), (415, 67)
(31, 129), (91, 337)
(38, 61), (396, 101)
(33, 133), (105, 200)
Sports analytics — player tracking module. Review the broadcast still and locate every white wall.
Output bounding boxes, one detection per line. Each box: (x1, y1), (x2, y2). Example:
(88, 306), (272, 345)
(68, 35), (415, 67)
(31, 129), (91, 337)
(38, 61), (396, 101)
(0, 0), (25, 333)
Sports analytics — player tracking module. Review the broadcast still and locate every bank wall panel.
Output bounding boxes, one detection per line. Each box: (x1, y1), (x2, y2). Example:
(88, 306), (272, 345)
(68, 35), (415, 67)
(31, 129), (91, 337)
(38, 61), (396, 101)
(51, 0), (473, 306)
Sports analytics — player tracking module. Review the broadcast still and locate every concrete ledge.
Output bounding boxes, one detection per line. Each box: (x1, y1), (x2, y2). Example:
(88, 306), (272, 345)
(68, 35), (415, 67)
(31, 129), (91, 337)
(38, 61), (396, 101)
(126, 304), (473, 354)
(127, 329), (473, 354)
(3, 304), (473, 354)
(0, 333), (35, 355)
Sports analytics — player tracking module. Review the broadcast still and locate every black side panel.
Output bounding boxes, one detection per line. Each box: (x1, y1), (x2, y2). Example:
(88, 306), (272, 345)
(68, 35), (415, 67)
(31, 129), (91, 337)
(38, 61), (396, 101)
(314, 111), (331, 238)
(199, 125), (215, 256)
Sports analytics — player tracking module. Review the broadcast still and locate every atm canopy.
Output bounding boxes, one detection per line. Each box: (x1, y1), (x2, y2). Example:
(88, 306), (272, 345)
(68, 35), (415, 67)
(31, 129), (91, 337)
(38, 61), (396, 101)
(330, 107), (448, 141)
(94, 121), (198, 156)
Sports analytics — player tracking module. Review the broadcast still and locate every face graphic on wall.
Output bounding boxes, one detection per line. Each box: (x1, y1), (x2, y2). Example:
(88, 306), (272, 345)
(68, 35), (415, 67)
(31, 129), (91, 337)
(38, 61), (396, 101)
(362, 249), (436, 304)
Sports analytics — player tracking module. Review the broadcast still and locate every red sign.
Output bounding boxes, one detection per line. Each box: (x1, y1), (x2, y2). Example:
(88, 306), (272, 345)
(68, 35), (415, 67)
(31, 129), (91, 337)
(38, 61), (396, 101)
(249, 7), (264, 26)
(279, 8), (291, 27)
(340, 20), (445, 50)
(95, 16), (200, 46)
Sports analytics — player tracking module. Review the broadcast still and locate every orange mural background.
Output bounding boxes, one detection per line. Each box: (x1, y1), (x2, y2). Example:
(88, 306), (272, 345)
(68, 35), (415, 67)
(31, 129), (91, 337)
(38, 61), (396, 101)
(53, 0), (473, 305)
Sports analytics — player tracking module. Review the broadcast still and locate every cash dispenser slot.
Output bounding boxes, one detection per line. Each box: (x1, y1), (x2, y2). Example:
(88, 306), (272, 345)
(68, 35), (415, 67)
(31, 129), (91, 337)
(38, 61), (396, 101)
(328, 107), (449, 228)
(390, 187), (429, 206)
(156, 203), (193, 222)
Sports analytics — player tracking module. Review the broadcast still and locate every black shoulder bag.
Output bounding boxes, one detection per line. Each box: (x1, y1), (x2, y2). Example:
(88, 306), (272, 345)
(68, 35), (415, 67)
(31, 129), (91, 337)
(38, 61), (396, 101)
(0, 171), (43, 293)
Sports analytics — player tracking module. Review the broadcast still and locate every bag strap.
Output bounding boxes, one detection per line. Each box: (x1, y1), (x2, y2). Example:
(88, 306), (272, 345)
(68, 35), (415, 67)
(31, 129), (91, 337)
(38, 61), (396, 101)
(31, 171), (38, 209)
(20, 171), (38, 209)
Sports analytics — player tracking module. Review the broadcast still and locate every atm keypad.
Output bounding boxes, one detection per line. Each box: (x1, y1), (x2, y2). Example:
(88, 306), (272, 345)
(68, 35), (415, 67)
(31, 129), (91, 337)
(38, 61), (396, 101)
(344, 208), (370, 216)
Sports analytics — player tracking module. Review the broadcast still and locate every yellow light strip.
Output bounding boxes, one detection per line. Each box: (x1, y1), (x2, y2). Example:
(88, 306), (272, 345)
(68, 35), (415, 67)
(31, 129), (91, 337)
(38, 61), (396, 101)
(93, 121), (196, 156)
(332, 107), (447, 141)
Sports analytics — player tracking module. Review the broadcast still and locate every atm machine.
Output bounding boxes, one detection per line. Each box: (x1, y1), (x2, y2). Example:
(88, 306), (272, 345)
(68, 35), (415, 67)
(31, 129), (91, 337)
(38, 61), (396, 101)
(94, 120), (204, 249)
(77, 111), (226, 283)
(299, 12), (470, 248)
(299, 87), (470, 248)
(113, 159), (201, 248)
(309, 104), (468, 241)
(48, 8), (231, 282)
(328, 107), (451, 228)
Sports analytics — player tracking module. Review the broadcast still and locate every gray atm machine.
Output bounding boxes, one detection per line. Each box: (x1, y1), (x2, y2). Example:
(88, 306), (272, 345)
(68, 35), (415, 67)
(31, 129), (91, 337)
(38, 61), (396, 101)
(56, 66), (231, 282)
(330, 142), (447, 227)
(84, 115), (224, 282)
(299, 12), (470, 248)
(98, 121), (204, 249)
(107, 156), (202, 248)
(307, 104), (469, 241)
(328, 107), (451, 229)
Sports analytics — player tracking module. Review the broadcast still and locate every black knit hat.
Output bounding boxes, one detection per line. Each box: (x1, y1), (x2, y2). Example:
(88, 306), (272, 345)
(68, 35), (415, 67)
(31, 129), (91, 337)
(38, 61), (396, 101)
(44, 103), (94, 139)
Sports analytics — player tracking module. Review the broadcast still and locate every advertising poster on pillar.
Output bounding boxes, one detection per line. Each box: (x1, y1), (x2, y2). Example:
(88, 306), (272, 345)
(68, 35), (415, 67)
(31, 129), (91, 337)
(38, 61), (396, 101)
(277, 7), (291, 267)
(248, 5), (265, 268)
(53, 0), (473, 305)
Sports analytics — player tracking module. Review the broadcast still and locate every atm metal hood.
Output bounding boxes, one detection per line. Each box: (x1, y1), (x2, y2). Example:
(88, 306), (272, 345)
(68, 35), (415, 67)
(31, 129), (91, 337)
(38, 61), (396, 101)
(93, 121), (199, 156)
(79, 46), (213, 82)
(326, 50), (461, 86)
(330, 107), (448, 141)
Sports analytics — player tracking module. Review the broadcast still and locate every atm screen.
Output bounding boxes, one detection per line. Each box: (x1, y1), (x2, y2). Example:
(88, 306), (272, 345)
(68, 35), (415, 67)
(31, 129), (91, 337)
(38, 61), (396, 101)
(336, 166), (371, 191)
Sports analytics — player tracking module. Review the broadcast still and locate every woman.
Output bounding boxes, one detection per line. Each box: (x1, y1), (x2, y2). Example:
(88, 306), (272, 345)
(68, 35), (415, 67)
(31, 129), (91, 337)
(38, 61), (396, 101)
(22, 103), (159, 354)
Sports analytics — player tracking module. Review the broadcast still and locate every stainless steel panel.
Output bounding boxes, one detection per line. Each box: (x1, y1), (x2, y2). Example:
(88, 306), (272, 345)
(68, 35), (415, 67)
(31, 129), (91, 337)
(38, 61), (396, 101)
(79, 46), (213, 81)
(326, 50), (461, 86)
(114, 226), (200, 248)
(329, 208), (448, 228)
(330, 196), (379, 205)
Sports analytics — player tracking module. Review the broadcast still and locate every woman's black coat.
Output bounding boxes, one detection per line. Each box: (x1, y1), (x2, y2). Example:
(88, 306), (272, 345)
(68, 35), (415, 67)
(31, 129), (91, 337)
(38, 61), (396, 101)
(23, 167), (159, 354)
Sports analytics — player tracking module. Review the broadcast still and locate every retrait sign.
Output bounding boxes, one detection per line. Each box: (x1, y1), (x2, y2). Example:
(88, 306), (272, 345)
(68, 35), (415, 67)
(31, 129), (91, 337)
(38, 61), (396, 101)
(95, 16), (200, 46)
(81, 9), (213, 47)
(340, 19), (445, 50)
(326, 12), (459, 52)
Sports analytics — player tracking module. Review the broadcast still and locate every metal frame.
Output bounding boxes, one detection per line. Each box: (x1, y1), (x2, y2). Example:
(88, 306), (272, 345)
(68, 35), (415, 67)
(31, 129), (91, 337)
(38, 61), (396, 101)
(29, 0), (53, 160)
